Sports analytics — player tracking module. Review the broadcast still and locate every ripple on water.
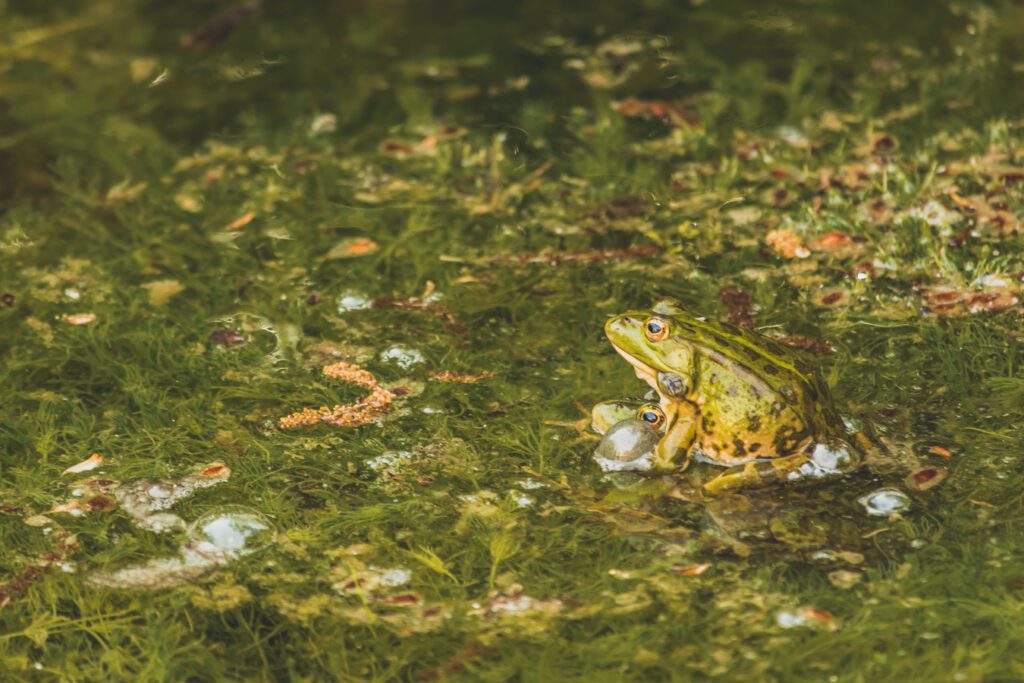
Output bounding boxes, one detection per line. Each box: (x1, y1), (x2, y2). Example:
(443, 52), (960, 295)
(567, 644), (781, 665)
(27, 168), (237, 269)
(858, 487), (911, 517)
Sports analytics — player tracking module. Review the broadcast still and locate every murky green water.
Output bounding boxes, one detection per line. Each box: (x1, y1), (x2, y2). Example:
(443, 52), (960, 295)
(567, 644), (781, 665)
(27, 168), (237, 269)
(2, 1), (1024, 680)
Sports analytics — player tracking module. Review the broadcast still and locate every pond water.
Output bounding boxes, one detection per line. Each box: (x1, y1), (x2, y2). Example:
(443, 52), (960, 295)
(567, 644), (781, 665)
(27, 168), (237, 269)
(1, 1), (1023, 680)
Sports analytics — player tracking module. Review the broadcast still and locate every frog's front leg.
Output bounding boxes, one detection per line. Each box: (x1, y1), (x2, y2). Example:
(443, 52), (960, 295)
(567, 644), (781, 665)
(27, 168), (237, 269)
(651, 399), (698, 471)
(702, 438), (862, 496)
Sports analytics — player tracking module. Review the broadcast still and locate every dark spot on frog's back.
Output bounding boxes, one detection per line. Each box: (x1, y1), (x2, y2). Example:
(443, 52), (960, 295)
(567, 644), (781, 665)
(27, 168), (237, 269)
(732, 439), (747, 457)
(747, 414), (762, 432)
(742, 346), (761, 362)
(749, 442), (762, 453)
(701, 415), (714, 434)
(762, 364), (779, 376)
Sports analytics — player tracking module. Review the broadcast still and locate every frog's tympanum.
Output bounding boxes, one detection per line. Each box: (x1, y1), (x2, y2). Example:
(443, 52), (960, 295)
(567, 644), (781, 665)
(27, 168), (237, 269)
(603, 299), (861, 493)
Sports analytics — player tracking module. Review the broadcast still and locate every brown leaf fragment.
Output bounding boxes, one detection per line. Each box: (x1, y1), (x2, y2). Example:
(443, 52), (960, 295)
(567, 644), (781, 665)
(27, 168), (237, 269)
(201, 462), (231, 478)
(589, 195), (651, 221)
(614, 99), (699, 126)
(62, 453), (104, 475)
(428, 370), (496, 384)
(928, 445), (952, 459)
(964, 289), (1018, 314)
(64, 313), (97, 325)
(85, 494), (116, 512)
(488, 245), (662, 266)
(326, 237), (380, 260)
(810, 231), (853, 252)
(0, 530), (78, 610)
(778, 335), (835, 355)
(209, 329), (248, 346)
(814, 290), (848, 308)
(182, 0), (267, 49)
(719, 287), (755, 330)
(226, 212), (256, 231)
(906, 467), (948, 492)
(855, 132), (898, 157)
(765, 229), (809, 259)
(372, 297), (463, 333)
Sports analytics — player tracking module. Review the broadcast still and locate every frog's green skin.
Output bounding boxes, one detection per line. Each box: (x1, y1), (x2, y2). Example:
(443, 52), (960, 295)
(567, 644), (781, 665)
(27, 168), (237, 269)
(604, 300), (856, 489)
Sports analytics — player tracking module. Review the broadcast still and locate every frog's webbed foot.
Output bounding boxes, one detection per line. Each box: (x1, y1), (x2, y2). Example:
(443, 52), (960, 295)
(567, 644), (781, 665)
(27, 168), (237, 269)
(702, 440), (861, 496)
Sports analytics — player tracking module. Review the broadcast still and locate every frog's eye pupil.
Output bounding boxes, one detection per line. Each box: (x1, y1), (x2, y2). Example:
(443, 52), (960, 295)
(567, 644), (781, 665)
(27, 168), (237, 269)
(640, 410), (659, 423)
(646, 321), (663, 334)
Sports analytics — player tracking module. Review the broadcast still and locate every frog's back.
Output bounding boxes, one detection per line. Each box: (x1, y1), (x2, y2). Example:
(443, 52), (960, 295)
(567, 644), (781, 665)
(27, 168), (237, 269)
(671, 311), (837, 459)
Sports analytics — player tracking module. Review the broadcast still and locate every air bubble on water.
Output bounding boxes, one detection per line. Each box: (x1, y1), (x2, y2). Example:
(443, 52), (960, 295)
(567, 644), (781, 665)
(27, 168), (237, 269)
(592, 419), (659, 472)
(186, 507), (274, 559)
(510, 492), (535, 508)
(805, 441), (856, 475)
(375, 567), (412, 587)
(137, 512), (187, 534)
(89, 555), (211, 590)
(337, 290), (372, 313)
(366, 450), (412, 472)
(116, 465), (230, 523)
(379, 345), (425, 369)
(858, 488), (911, 517)
(90, 507), (273, 590)
(777, 610), (807, 629)
(146, 484), (173, 499)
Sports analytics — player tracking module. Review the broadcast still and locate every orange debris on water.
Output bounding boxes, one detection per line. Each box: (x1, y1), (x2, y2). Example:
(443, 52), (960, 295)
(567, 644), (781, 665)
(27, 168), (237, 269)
(279, 362), (396, 429)
(765, 229), (810, 259)
(201, 462), (231, 477)
(226, 212), (256, 230)
(428, 370), (495, 384)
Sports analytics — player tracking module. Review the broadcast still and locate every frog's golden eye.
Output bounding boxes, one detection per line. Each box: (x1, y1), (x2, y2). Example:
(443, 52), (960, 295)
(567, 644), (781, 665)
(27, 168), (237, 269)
(638, 406), (665, 428)
(643, 316), (669, 342)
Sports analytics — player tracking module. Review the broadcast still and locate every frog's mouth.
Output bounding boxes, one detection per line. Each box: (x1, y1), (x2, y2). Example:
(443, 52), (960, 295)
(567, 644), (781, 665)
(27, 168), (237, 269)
(610, 343), (660, 392)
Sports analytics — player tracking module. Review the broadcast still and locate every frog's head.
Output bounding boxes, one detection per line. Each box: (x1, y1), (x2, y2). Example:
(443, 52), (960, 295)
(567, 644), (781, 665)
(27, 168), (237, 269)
(591, 399), (666, 435)
(604, 308), (696, 399)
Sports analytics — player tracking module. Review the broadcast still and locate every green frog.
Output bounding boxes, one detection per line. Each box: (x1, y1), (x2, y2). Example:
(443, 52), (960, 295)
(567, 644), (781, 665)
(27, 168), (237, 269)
(603, 300), (862, 494)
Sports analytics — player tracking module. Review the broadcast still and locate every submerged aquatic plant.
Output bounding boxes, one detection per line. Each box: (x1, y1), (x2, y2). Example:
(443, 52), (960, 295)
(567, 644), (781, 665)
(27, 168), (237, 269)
(1, 0), (1023, 680)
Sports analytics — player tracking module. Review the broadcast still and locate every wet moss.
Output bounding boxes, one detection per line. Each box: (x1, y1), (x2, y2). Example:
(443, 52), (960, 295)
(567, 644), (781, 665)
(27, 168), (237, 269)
(1, 0), (1024, 680)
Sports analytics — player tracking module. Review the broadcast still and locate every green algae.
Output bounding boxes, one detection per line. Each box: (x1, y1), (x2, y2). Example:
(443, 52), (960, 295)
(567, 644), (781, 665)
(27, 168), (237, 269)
(1, 0), (1024, 680)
